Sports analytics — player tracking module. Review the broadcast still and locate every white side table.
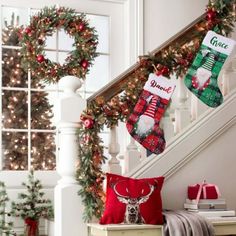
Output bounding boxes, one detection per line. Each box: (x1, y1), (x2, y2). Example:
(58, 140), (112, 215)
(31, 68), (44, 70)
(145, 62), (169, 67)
(87, 223), (163, 236)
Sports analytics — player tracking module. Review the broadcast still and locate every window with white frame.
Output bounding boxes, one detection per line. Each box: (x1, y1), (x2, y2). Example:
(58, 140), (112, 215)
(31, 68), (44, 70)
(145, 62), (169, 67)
(0, 5), (110, 171)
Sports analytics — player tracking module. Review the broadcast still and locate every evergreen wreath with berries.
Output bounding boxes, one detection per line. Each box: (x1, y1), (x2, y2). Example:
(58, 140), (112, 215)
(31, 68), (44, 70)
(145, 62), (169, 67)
(20, 6), (98, 83)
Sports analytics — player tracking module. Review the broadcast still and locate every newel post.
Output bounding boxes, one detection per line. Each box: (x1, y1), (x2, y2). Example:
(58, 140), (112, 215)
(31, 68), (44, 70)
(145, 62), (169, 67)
(54, 76), (86, 236)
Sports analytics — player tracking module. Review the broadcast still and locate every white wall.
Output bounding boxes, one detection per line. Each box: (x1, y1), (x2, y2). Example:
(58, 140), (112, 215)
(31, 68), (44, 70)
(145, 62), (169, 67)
(162, 122), (236, 211)
(144, 0), (208, 53)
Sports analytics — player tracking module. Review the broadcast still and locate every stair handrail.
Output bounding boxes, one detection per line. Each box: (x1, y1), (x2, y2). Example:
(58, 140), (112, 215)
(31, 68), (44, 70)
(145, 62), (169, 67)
(87, 13), (206, 103)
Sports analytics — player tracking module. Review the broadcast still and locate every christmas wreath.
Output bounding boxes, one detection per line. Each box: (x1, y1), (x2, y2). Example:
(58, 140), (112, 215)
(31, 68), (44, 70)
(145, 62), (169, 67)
(20, 6), (98, 83)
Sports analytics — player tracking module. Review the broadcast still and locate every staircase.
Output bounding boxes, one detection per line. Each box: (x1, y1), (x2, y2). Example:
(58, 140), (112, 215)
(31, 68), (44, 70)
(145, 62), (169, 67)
(53, 3), (236, 235)
(86, 12), (236, 212)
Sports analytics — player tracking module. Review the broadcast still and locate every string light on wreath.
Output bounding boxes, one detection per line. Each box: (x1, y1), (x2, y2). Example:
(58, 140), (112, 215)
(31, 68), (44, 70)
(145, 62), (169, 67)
(20, 6), (98, 83)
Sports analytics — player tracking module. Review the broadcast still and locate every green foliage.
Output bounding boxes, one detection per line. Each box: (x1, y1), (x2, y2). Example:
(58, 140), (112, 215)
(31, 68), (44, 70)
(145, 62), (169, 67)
(0, 182), (16, 236)
(11, 170), (54, 221)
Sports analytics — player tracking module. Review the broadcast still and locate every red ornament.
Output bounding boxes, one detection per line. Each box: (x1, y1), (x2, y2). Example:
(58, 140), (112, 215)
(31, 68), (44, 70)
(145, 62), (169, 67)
(25, 27), (32, 36)
(156, 66), (169, 76)
(206, 9), (217, 21)
(84, 118), (94, 129)
(36, 54), (45, 63)
(161, 66), (169, 75)
(81, 60), (89, 69)
(77, 23), (85, 31)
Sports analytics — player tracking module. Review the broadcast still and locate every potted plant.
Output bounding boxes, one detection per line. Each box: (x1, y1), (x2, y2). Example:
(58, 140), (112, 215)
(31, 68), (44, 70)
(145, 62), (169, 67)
(11, 170), (53, 236)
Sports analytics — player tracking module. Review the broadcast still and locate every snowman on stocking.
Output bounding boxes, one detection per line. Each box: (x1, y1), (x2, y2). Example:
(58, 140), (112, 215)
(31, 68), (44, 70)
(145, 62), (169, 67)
(126, 73), (176, 155)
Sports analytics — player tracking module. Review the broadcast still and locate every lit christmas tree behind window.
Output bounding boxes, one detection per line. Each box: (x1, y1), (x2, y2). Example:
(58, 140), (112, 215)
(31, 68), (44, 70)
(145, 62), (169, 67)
(1, 14), (56, 170)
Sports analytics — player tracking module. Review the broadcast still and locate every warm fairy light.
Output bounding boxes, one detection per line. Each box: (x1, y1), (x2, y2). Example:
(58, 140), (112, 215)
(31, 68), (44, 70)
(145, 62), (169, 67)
(13, 96), (18, 102)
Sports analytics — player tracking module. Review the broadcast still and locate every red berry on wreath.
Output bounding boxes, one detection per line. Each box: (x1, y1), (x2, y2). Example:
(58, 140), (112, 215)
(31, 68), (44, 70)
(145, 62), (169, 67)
(81, 59), (89, 69)
(36, 54), (45, 63)
(84, 118), (94, 129)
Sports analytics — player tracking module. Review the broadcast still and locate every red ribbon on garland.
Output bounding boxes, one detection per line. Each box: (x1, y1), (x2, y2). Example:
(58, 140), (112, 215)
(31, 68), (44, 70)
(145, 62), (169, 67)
(24, 218), (38, 236)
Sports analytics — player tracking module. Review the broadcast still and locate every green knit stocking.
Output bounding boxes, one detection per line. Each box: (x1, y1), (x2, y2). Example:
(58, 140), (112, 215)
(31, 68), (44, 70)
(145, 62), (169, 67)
(184, 31), (235, 107)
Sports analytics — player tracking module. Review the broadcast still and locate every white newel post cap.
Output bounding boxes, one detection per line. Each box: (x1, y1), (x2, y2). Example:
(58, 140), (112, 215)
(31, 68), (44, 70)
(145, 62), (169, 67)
(58, 76), (86, 124)
(59, 75), (82, 94)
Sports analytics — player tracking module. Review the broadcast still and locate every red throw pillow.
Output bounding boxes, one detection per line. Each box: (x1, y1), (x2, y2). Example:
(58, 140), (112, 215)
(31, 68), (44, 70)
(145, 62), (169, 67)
(99, 173), (164, 225)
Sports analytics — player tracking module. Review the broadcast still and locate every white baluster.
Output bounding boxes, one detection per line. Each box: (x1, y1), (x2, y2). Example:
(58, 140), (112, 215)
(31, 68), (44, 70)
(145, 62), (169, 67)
(124, 137), (141, 174)
(54, 76), (86, 236)
(160, 108), (175, 142)
(228, 58), (236, 91)
(190, 94), (209, 121)
(174, 78), (191, 133)
(222, 69), (230, 96)
(108, 126), (121, 174)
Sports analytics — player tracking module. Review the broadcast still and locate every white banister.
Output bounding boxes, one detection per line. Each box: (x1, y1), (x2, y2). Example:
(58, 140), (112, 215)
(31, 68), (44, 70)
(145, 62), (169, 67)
(160, 108), (175, 142)
(174, 77), (191, 133)
(190, 95), (209, 121)
(124, 137), (141, 173)
(108, 126), (121, 174)
(54, 76), (86, 236)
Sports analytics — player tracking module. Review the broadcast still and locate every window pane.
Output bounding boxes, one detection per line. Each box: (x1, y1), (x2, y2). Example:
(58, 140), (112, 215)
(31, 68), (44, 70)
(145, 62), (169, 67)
(58, 29), (74, 51)
(31, 132), (56, 170)
(85, 55), (109, 92)
(87, 15), (109, 54)
(2, 48), (28, 88)
(2, 131), (28, 170)
(45, 32), (57, 50)
(45, 50), (57, 63)
(2, 90), (28, 129)
(31, 91), (56, 129)
(58, 51), (69, 65)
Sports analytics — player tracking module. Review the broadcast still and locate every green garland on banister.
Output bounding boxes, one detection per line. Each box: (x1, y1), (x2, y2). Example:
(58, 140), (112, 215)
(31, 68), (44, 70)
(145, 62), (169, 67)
(77, 0), (236, 221)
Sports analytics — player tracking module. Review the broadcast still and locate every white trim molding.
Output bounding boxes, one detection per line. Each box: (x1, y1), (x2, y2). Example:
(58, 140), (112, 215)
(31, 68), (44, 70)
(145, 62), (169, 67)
(123, 0), (144, 66)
